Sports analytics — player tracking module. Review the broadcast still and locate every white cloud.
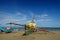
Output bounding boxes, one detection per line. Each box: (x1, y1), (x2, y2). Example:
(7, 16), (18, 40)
(34, 14), (53, 27)
(0, 12), (28, 25)
(0, 11), (53, 27)
(27, 11), (52, 22)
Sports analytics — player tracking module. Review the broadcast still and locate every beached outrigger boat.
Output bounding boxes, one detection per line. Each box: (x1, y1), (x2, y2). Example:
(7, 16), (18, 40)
(8, 15), (49, 35)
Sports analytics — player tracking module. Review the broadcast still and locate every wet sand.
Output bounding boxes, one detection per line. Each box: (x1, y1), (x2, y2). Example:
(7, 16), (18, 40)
(0, 31), (60, 40)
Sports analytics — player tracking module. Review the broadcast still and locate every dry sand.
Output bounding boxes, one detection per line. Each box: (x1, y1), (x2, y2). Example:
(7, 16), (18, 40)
(0, 30), (60, 40)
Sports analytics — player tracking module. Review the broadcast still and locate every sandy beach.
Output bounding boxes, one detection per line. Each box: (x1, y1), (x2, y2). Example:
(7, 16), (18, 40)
(0, 30), (60, 40)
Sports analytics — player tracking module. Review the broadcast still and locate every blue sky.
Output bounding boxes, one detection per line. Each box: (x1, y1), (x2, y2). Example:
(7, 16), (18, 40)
(0, 0), (60, 27)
